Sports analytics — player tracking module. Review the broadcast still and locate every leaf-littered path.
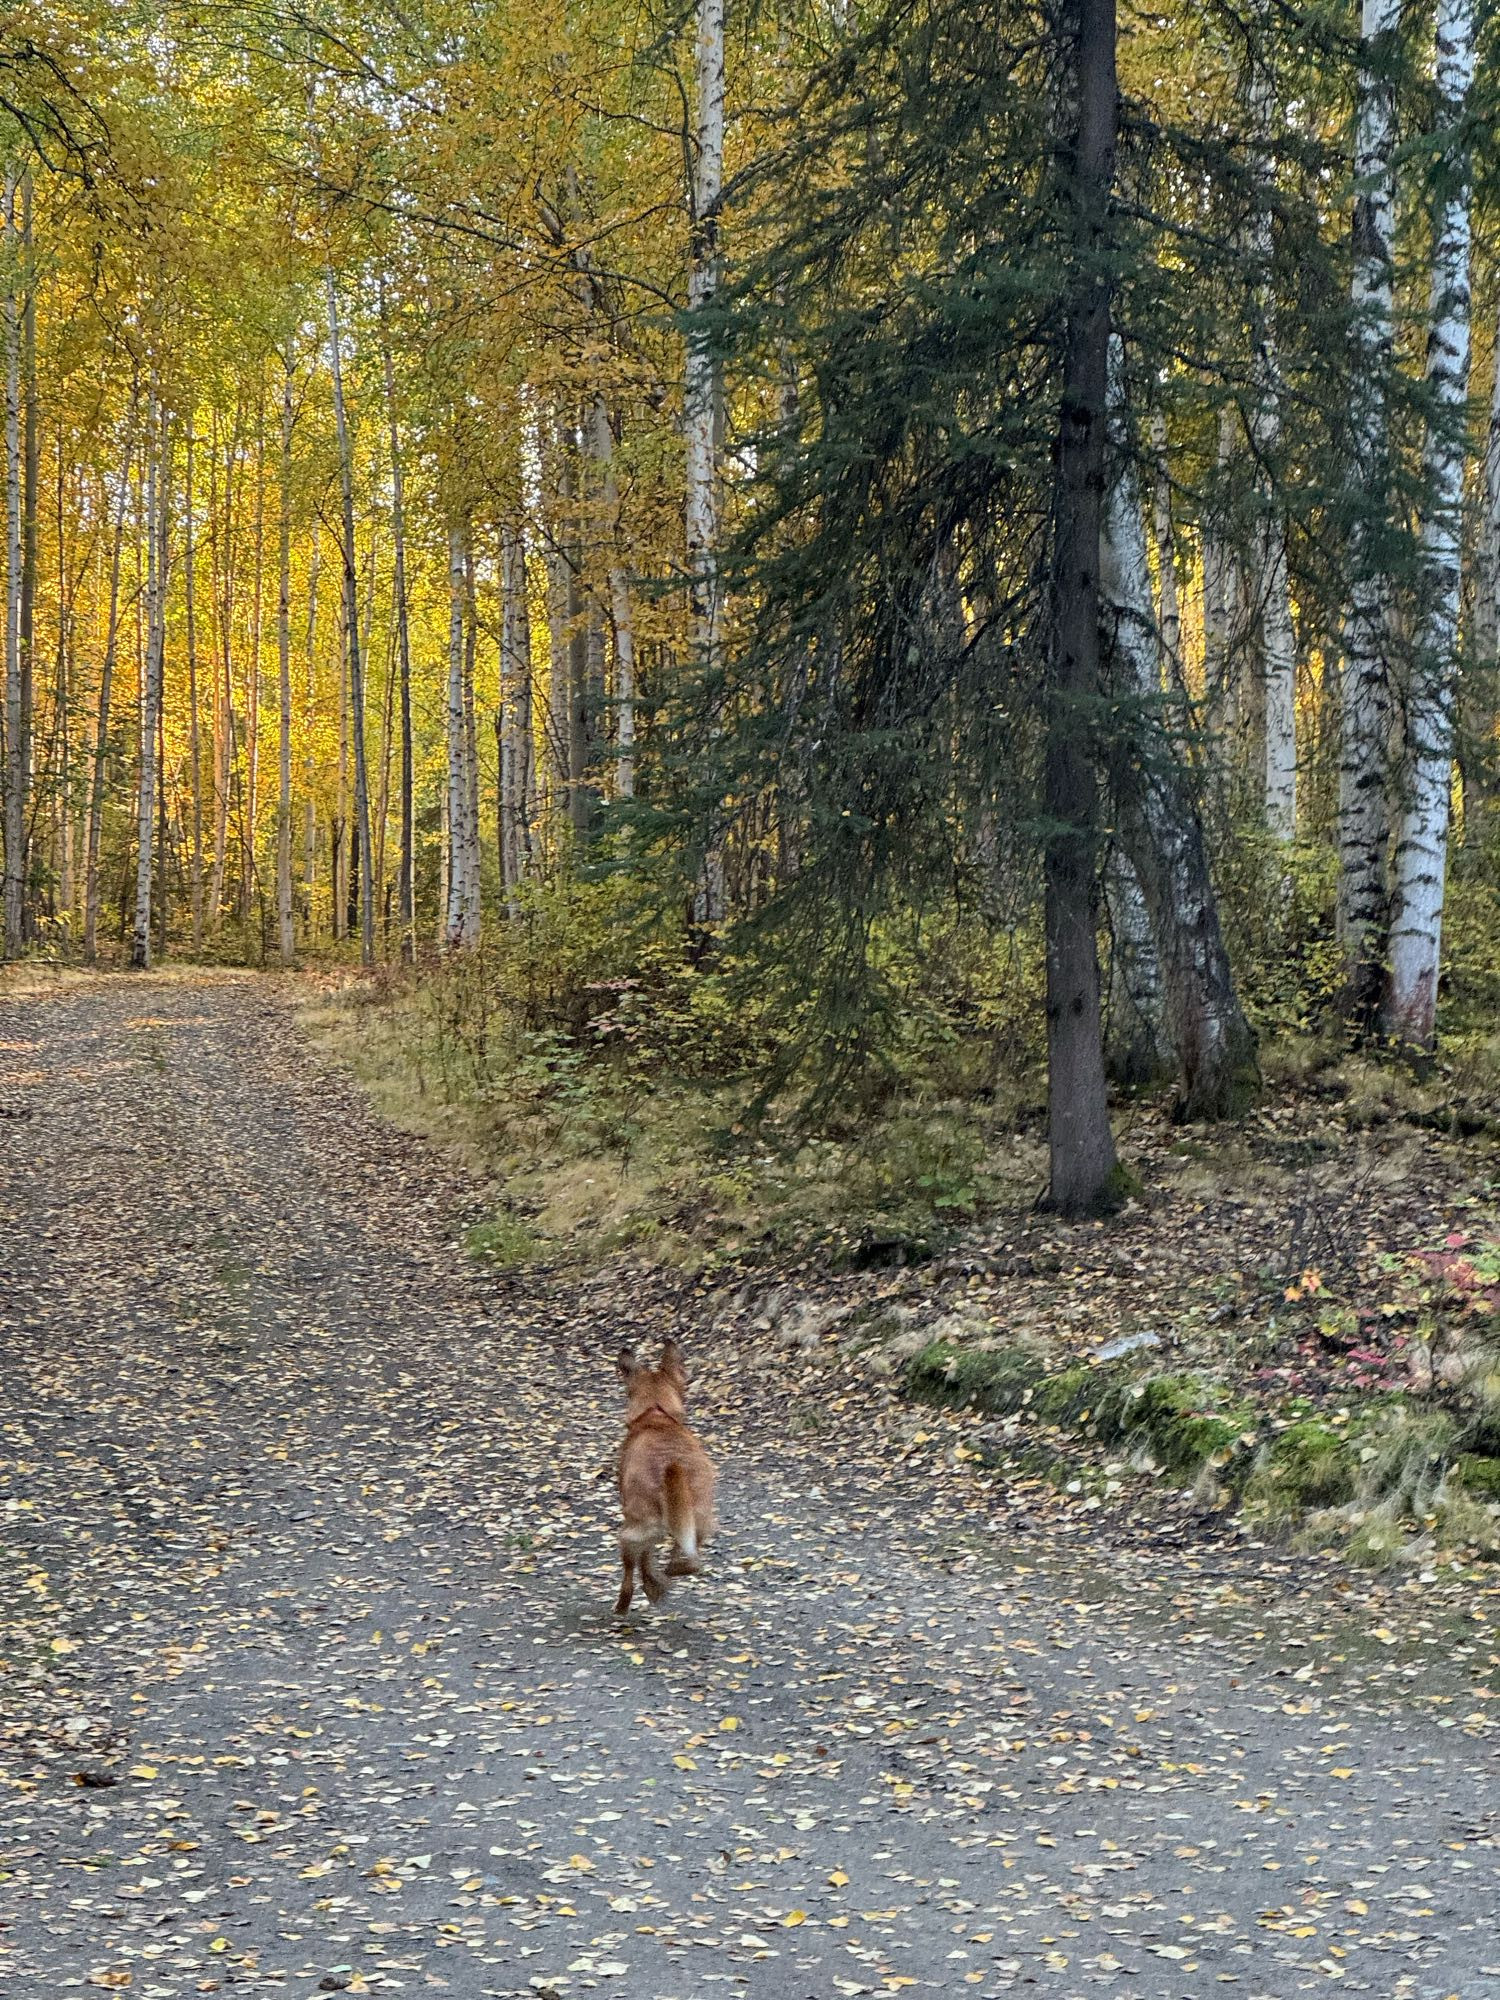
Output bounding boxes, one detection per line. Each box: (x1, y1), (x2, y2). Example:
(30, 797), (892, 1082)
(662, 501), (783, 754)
(1, 976), (1496, 2000)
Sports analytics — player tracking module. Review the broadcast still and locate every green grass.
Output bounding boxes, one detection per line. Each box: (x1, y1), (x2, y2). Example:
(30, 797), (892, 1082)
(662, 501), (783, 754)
(304, 976), (1035, 1272)
(464, 1215), (543, 1269)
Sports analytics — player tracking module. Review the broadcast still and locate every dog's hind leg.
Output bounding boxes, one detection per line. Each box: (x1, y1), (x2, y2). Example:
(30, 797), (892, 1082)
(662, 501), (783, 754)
(641, 1545), (670, 1603)
(614, 1543), (637, 1616)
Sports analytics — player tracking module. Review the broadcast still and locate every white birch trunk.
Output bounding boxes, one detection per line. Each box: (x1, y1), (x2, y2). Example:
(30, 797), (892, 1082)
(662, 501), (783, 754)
(276, 363), (295, 966)
(131, 396), (169, 969)
(1246, 4), (1297, 841)
(380, 309), (415, 961)
(462, 552), (482, 927)
(1383, 0), (1476, 1047)
(1336, 0), (1403, 1009)
(1475, 311), (1500, 669)
(326, 268), (375, 965)
(1102, 340), (1256, 1119)
(444, 524), (479, 950)
(1105, 845), (1169, 1083)
(1201, 405), (1240, 744)
(85, 400), (134, 963)
(500, 518), (535, 915)
(688, 0), (726, 924)
(585, 393), (638, 803)
(1148, 406), (1181, 688)
(303, 525), (319, 928)
(3, 166), (23, 957)
(185, 427), (204, 950)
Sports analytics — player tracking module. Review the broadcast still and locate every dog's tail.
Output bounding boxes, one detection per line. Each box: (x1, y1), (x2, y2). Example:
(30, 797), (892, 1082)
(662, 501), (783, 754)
(663, 1463), (698, 1571)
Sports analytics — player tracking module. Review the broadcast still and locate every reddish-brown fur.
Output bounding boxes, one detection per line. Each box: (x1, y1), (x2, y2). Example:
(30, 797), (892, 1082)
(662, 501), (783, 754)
(614, 1339), (717, 1615)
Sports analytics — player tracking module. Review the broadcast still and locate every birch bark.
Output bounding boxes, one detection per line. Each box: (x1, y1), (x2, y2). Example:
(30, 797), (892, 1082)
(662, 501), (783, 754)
(1383, 0), (1476, 1047)
(84, 399), (133, 962)
(1337, 0), (1403, 1016)
(3, 166), (24, 956)
(276, 362), (295, 966)
(1102, 339), (1256, 1120)
(325, 268), (374, 964)
(131, 395), (170, 968)
(444, 523), (480, 949)
(688, 0), (726, 925)
(1246, 4), (1297, 840)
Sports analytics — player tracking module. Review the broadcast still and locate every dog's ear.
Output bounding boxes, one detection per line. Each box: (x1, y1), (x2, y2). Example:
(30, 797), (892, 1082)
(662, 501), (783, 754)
(616, 1347), (637, 1383)
(659, 1337), (685, 1386)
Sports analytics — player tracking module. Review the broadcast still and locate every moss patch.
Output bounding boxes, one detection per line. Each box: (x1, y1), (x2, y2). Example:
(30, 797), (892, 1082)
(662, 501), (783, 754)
(903, 1342), (1046, 1414)
(1450, 1452), (1500, 1500)
(1242, 1421), (1359, 1523)
(1088, 1371), (1255, 1480)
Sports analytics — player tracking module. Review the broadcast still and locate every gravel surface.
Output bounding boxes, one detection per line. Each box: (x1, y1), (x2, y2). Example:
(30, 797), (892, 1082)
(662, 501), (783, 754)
(2, 973), (1496, 1999)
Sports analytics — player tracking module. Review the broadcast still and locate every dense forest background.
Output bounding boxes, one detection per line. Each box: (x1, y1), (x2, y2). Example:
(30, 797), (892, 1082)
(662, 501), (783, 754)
(3, 0), (1500, 1216)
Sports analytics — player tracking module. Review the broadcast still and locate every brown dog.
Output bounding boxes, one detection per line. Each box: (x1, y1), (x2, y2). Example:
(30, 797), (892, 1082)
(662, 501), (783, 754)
(614, 1339), (717, 1615)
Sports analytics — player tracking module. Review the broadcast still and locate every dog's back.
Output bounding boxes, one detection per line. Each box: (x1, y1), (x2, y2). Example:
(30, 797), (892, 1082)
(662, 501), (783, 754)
(614, 1341), (716, 1613)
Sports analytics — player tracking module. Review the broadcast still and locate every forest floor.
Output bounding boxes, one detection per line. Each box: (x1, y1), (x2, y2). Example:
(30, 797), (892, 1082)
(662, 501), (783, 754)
(2, 970), (1498, 2000)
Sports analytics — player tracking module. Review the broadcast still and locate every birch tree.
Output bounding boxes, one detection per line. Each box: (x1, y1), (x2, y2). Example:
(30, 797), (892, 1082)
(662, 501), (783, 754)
(380, 302), (415, 960)
(326, 268), (374, 964)
(84, 408), (133, 963)
(444, 521), (480, 949)
(1102, 340), (1256, 1119)
(499, 516), (535, 915)
(276, 361), (295, 966)
(1383, 0), (1476, 1047)
(1336, 0), (1403, 1018)
(688, 0), (726, 926)
(3, 165), (24, 957)
(1246, 4), (1297, 842)
(131, 394), (170, 969)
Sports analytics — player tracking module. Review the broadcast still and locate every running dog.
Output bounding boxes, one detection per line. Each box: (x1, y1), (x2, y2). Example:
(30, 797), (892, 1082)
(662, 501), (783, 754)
(613, 1339), (717, 1614)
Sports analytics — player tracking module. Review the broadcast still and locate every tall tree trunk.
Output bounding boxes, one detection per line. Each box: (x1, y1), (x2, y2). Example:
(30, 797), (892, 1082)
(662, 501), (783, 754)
(303, 525), (320, 934)
(1042, 0), (1121, 1215)
(1148, 407), (1182, 688)
(185, 428), (205, 949)
(3, 166), (24, 957)
(131, 395), (170, 969)
(1246, 4), (1297, 841)
(543, 416), (573, 838)
(1201, 405), (1240, 749)
(155, 651), (168, 961)
(55, 454), (75, 923)
(463, 546), (482, 924)
(85, 404), (133, 963)
(688, 0), (726, 924)
(333, 592), (347, 941)
(207, 417), (236, 936)
(1337, 0), (1403, 1020)
(563, 436), (594, 844)
(325, 268), (374, 964)
(374, 600), (395, 950)
(243, 410), (265, 925)
(380, 302), (415, 961)
(276, 361), (295, 966)
(1104, 844), (1168, 1085)
(16, 167), (36, 945)
(587, 394), (637, 801)
(1103, 340), (1257, 1120)
(1382, 0), (1475, 1047)
(443, 522), (478, 949)
(1462, 303), (1500, 840)
(500, 516), (536, 914)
